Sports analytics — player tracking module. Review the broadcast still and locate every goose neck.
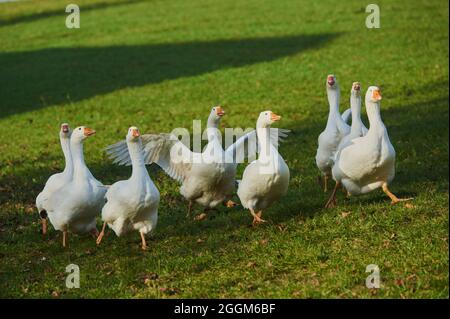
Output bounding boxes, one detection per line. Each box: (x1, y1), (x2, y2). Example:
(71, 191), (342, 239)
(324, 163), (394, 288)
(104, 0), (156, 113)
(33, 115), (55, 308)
(326, 87), (341, 125)
(256, 125), (272, 161)
(327, 87), (340, 111)
(128, 140), (147, 179)
(70, 139), (91, 180)
(207, 116), (219, 129)
(60, 137), (73, 175)
(206, 116), (222, 144)
(350, 95), (363, 133)
(366, 101), (385, 133)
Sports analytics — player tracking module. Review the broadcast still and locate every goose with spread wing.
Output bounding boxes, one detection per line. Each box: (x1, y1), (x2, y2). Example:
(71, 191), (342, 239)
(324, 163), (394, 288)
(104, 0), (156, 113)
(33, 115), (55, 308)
(97, 127), (160, 250)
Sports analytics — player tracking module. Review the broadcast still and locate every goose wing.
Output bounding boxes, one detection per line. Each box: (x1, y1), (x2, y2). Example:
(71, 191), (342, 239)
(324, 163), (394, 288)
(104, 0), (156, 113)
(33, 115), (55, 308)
(106, 133), (194, 183)
(224, 128), (290, 164)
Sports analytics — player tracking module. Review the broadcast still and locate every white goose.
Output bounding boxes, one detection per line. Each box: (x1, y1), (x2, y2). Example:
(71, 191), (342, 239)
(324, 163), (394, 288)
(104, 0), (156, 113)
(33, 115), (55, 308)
(326, 86), (412, 207)
(36, 123), (73, 235)
(97, 127), (160, 250)
(237, 111), (290, 225)
(106, 106), (236, 216)
(45, 126), (106, 247)
(315, 74), (351, 192)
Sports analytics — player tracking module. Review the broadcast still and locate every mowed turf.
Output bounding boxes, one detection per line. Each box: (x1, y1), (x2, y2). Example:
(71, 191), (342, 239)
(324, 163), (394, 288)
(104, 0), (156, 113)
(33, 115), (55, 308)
(0, 0), (448, 298)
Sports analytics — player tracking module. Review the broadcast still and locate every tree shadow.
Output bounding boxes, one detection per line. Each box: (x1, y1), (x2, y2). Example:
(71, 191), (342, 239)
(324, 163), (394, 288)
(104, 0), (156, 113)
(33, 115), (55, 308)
(0, 33), (339, 118)
(0, 0), (145, 27)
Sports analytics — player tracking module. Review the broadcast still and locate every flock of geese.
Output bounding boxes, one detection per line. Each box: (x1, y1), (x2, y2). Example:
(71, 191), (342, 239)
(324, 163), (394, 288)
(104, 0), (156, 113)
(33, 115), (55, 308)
(35, 74), (411, 249)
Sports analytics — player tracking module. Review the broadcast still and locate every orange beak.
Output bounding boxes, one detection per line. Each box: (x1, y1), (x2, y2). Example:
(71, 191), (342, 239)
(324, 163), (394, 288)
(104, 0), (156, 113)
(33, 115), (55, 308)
(132, 128), (140, 137)
(372, 89), (382, 101)
(270, 113), (281, 121)
(215, 106), (225, 117)
(84, 127), (96, 137)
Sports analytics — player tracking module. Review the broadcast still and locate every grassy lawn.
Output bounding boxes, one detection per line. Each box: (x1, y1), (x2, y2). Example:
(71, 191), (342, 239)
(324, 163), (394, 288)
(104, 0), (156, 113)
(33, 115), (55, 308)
(0, 0), (448, 298)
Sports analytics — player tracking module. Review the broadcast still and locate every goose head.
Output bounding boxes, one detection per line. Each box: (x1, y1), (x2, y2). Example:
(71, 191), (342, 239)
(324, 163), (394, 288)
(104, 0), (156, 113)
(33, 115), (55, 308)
(71, 126), (96, 142)
(366, 86), (382, 103)
(126, 126), (141, 142)
(257, 110), (281, 128)
(326, 74), (338, 90)
(60, 123), (71, 139)
(351, 82), (361, 97)
(208, 105), (225, 122)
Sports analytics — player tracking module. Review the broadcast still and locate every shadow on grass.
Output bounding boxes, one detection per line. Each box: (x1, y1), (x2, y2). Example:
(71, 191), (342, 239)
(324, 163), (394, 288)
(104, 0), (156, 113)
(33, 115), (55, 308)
(0, 0), (145, 27)
(0, 33), (339, 117)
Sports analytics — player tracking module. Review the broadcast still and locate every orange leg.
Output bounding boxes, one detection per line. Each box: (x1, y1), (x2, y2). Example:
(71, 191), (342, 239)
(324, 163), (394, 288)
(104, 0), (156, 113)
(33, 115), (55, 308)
(186, 201), (193, 218)
(250, 209), (266, 225)
(96, 222), (107, 245)
(324, 175), (329, 193)
(382, 183), (413, 204)
(140, 231), (147, 251)
(62, 231), (68, 248)
(325, 181), (340, 208)
(42, 218), (47, 236)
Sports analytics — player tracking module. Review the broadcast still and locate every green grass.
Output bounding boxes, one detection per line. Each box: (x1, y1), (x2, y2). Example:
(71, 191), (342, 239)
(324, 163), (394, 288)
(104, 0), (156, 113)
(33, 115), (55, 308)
(0, 0), (448, 298)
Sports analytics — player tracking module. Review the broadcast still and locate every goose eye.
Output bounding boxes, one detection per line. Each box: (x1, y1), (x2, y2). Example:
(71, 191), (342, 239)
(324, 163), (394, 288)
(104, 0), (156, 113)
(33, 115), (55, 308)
(78, 128), (81, 130)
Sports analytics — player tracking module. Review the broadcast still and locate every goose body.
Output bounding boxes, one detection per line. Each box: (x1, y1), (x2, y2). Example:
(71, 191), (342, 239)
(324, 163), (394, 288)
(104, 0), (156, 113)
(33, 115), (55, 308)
(45, 126), (106, 245)
(237, 151), (290, 212)
(36, 123), (72, 234)
(237, 111), (290, 224)
(98, 127), (160, 249)
(178, 119), (236, 209)
(315, 75), (350, 190)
